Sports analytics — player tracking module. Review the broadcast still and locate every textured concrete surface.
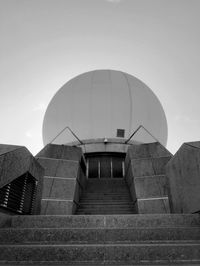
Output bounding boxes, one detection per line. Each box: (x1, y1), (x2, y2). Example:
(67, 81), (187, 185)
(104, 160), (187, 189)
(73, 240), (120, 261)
(0, 144), (23, 156)
(166, 142), (200, 213)
(0, 144), (44, 215)
(37, 158), (79, 178)
(0, 145), (44, 188)
(42, 177), (77, 199)
(76, 179), (136, 215)
(1, 227), (200, 244)
(134, 175), (168, 198)
(137, 198), (170, 214)
(36, 145), (86, 215)
(125, 142), (172, 162)
(125, 143), (172, 214)
(130, 157), (171, 177)
(10, 214), (200, 228)
(41, 199), (75, 215)
(1, 214), (200, 264)
(36, 144), (83, 162)
(0, 243), (200, 263)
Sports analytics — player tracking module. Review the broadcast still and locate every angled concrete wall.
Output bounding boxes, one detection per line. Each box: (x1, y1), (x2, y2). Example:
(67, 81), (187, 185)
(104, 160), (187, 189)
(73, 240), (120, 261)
(125, 142), (172, 214)
(0, 144), (44, 215)
(166, 142), (200, 213)
(36, 144), (86, 215)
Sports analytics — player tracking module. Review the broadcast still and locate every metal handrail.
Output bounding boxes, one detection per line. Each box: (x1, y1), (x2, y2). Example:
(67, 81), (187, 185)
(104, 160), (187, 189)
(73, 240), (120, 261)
(125, 125), (160, 144)
(49, 125), (84, 145)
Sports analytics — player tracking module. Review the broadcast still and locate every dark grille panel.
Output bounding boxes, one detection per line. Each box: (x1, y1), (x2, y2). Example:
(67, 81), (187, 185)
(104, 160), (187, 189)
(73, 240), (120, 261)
(0, 173), (37, 214)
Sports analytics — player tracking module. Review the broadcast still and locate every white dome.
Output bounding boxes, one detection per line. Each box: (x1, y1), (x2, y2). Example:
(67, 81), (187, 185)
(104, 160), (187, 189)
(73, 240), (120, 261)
(43, 70), (168, 146)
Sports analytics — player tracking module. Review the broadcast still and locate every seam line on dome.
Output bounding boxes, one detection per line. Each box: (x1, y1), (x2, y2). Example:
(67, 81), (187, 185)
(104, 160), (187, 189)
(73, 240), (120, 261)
(121, 72), (133, 136)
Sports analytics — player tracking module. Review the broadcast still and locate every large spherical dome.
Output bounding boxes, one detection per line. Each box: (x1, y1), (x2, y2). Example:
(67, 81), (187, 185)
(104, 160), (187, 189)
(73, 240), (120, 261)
(43, 69), (168, 146)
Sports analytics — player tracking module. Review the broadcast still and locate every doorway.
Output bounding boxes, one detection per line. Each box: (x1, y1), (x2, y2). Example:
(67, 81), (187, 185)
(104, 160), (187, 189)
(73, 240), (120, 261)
(86, 152), (125, 178)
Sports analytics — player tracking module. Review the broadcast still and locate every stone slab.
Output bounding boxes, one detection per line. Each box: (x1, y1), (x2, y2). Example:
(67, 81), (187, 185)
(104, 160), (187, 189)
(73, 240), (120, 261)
(134, 175), (168, 198)
(186, 141), (200, 149)
(166, 143), (200, 213)
(0, 144), (22, 156)
(126, 142), (172, 161)
(42, 177), (77, 200)
(37, 158), (79, 178)
(1, 227), (200, 244)
(0, 243), (200, 263)
(130, 157), (171, 177)
(10, 214), (200, 229)
(36, 144), (83, 162)
(40, 199), (75, 215)
(137, 198), (170, 214)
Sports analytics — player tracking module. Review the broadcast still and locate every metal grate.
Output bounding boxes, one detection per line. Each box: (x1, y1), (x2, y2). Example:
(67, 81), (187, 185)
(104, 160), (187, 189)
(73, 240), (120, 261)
(0, 172), (37, 214)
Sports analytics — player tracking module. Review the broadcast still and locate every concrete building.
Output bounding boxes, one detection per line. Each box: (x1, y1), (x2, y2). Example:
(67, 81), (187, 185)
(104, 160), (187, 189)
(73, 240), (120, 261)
(0, 70), (199, 265)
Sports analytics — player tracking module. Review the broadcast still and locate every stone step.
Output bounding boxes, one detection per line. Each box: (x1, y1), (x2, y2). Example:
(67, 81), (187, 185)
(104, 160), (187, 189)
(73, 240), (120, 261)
(79, 200), (133, 204)
(9, 214), (200, 229)
(0, 262), (200, 266)
(84, 192), (130, 195)
(76, 204), (134, 211)
(0, 243), (200, 263)
(76, 211), (135, 215)
(81, 194), (131, 197)
(82, 195), (130, 199)
(80, 196), (132, 200)
(1, 227), (200, 244)
(86, 178), (125, 183)
(84, 191), (130, 194)
(79, 202), (134, 206)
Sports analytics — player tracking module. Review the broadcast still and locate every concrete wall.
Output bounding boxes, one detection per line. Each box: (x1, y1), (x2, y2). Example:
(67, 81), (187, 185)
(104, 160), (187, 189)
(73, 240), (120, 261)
(0, 144), (44, 215)
(125, 142), (172, 214)
(36, 144), (86, 215)
(166, 142), (200, 213)
(67, 138), (140, 154)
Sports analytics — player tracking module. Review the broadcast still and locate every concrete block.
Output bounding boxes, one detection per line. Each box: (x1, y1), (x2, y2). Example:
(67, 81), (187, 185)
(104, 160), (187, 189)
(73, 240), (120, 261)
(134, 175), (168, 198)
(37, 158), (79, 178)
(166, 142), (200, 213)
(137, 197), (170, 214)
(36, 144), (83, 162)
(42, 176), (76, 200)
(0, 212), (12, 228)
(131, 157), (171, 177)
(0, 144), (22, 156)
(83, 140), (129, 154)
(126, 142), (172, 161)
(41, 199), (75, 215)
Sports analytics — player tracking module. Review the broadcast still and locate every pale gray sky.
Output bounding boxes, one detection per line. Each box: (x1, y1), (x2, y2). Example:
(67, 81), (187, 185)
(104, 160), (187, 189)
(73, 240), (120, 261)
(1, 0), (200, 155)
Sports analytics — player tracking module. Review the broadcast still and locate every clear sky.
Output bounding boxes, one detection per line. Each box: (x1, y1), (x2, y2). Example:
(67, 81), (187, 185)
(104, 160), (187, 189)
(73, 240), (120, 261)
(1, 0), (200, 155)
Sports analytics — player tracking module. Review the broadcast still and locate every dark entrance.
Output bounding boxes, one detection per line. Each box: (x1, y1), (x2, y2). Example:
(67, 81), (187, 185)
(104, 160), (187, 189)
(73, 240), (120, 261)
(86, 153), (125, 178)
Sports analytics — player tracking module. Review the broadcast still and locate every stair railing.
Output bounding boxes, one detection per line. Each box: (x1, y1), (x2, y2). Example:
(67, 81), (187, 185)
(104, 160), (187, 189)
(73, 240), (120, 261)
(125, 125), (160, 144)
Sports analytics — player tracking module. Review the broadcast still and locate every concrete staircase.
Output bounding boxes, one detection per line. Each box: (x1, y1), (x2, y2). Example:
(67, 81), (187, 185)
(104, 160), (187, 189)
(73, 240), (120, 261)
(76, 178), (136, 215)
(0, 214), (200, 265)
